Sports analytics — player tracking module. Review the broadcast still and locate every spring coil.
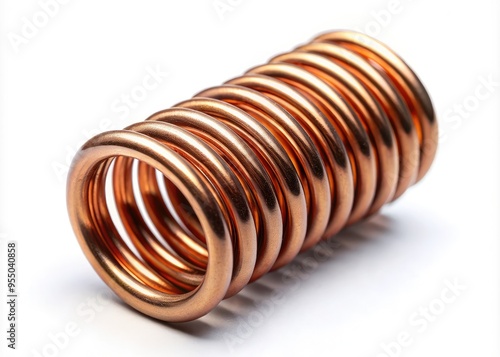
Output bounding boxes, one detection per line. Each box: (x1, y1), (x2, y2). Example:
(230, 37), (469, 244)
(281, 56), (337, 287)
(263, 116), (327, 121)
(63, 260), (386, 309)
(67, 30), (438, 322)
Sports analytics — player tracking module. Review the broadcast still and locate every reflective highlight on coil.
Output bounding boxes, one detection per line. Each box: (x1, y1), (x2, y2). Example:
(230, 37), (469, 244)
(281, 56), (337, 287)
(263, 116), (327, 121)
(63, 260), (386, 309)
(67, 30), (438, 322)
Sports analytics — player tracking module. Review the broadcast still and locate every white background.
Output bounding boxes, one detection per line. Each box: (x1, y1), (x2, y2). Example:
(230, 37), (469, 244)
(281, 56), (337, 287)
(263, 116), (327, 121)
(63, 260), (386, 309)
(1, 0), (499, 356)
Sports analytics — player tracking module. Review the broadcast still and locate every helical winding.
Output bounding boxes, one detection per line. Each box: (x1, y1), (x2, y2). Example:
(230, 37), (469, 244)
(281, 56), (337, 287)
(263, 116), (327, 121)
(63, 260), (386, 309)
(67, 30), (438, 322)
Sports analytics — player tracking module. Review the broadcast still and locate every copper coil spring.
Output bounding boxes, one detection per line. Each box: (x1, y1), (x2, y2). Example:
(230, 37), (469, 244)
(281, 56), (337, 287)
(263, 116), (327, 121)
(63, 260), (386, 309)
(67, 30), (438, 322)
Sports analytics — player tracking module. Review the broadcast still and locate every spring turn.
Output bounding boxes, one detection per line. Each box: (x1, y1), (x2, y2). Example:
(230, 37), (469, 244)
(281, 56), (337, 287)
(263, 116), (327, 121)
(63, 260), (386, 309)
(67, 30), (438, 322)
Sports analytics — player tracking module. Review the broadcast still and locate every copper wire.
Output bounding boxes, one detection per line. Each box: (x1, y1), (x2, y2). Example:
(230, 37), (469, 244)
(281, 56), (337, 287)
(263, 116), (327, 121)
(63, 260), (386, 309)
(67, 30), (438, 322)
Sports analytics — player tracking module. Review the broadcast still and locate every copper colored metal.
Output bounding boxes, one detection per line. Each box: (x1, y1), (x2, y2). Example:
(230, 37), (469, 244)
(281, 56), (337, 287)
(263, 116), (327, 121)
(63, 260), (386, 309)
(67, 30), (438, 322)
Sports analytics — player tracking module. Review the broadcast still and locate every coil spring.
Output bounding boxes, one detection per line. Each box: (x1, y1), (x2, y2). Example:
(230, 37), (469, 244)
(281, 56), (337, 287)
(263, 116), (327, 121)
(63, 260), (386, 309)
(67, 30), (438, 322)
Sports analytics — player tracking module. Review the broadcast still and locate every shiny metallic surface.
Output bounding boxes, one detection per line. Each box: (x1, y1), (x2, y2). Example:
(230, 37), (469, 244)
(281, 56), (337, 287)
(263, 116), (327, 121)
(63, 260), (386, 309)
(66, 30), (438, 322)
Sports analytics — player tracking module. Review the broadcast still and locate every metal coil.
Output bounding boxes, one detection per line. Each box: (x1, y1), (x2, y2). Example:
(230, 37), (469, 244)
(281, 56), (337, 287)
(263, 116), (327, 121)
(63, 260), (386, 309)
(67, 30), (438, 322)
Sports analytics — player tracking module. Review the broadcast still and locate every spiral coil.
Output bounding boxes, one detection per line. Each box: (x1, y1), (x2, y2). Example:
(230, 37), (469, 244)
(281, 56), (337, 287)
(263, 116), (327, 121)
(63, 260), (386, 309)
(67, 30), (438, 322)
